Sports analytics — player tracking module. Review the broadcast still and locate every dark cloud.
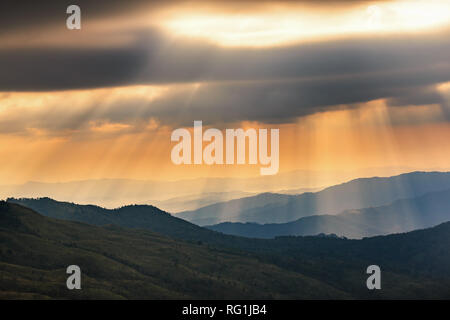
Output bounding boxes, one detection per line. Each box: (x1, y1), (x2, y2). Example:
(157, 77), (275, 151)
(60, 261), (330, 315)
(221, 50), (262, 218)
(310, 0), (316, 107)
(0, 0), (372, 36)
(135, 66), (450, 126)
(0, 0), (162, 35)
(2, 64), (448, 136)
(387, 86), (446, 107)
(1, 28), (449, 91)
(0, 43), (150, 91)
(0, 2), (449, 129)
(386, 85), (450, 122)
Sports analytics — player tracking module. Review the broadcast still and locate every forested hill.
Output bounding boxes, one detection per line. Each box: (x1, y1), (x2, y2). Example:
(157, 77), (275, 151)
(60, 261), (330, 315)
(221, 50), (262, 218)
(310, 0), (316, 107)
(1, 201), (450, 299)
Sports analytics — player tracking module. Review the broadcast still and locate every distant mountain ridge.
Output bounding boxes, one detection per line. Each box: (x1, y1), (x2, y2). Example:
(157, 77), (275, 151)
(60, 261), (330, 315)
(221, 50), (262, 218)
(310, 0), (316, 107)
(0, 170), (337, 208)
(207, 187), (450, 239)
(179, 171), (450, 225)
(149, 191), (256, 212)
(0, 167), (416, 209)
(10, 171), (450, 242)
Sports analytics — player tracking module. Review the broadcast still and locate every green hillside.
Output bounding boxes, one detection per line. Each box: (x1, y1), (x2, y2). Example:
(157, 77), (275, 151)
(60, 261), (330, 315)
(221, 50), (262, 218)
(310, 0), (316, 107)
(0, 201), (347, 299)
(1, 201), (450, 299)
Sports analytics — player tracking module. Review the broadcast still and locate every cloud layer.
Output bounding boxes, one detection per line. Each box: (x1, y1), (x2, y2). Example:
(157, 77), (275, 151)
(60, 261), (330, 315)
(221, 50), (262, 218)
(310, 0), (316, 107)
(0, 1), (449, 131)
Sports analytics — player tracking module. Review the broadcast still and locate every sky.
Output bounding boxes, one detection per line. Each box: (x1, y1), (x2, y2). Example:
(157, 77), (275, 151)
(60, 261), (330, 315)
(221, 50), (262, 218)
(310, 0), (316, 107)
(0, 0), (450, 186)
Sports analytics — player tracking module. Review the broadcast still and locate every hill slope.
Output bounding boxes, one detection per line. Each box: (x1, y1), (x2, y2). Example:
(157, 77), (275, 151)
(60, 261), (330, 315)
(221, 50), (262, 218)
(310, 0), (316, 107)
(1, 201), (450, 299)
(7, 197), (226, 244)
(0, 201), (346, 299)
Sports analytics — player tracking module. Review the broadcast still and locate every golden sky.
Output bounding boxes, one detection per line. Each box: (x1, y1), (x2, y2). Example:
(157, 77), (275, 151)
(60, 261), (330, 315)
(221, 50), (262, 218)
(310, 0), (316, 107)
(0, 0), (449, 186)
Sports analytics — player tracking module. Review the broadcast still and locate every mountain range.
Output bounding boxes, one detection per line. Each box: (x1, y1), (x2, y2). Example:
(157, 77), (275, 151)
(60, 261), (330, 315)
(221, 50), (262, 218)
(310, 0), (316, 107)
(148, 191), (255, 213)
(207, 188), (450, 238)
(0, 167), (413, 209)
(0, 201), (344, 299)
(9, 171), (450, 240)
(178, 171), (450, 225)
(1, 201), (450, 299)
(3, 171), (450, 299)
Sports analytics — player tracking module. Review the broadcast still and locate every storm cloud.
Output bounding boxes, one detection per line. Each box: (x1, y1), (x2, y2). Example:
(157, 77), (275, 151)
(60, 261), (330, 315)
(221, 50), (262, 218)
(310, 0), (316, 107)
(0, 1), (449, 130)
(1, 27), (449, 91)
